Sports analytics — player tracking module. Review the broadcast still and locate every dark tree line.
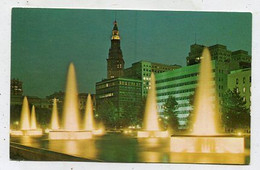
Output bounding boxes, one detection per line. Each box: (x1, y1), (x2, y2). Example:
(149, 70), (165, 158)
(96, 98), (146, 129)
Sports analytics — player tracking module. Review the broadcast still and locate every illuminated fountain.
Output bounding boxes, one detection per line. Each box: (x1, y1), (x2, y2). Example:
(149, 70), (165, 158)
(49, 63), (93, 139)
(137, 72), (168, 138)
(30, 105), (37, 129)
(10, 97), (42, 136)
(50, 98), (59, 130)
(170, 48), (244, 154)
(84, 94), (104, 135)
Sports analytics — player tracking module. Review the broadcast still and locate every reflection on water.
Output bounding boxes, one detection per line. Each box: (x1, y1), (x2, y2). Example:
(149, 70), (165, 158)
(139, 152), (161, 162)
(169, 152), (245, 164)
(10, 134), (249, 164)
(48, 139), (97, 160)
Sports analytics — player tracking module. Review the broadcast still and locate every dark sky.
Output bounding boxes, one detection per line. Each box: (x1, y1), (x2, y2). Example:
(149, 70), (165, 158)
(11, 8), (252, 98)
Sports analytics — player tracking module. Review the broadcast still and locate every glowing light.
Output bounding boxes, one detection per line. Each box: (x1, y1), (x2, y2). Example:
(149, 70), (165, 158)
(143, 73), (160, 131)
(62, 63), (80, 131)
(30, 105), (37, 129)
(191, 48), (220, 135)
(170, 136), (245, 153)
(92, 129), (104, 135)
(11, 98), (43, 136)
(10, 130), (23, 136)
(51, 98), (59, 130)
(137, 131), (168, 138)
(20, 96), (30, 130)
(84, 94), (95, 131)
(170, 48), (245, 155)
(49, 63), (106, 139)
(138, 72), (168, 138)
(49, 131), (93, 140)
(45, 128), (50, 133)
(24, 130), (42, 136)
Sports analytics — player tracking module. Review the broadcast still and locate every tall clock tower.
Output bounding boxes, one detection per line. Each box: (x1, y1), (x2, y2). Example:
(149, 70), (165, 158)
(107, 20), (125, 79)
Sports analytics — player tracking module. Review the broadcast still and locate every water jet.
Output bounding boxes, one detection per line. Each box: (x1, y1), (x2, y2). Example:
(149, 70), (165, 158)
(10, 97), (42, 136)
(137, 73), (168, 138)
(170, 48), (244, 154)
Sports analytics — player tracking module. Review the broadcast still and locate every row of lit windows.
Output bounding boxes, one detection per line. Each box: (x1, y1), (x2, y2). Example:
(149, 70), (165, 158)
(235, 86), (249, 94)
(98, 93), (114, 99)
(119, 81), (141, 86)
(158, 95), (192, 103)
(143, 76), (151, 80)
(157, 80), (197, 90)
(119, 86), (141, 90)
(142, 64), (173, 70)
(116, 64), (122, 69)
(159, 103), (191, 110)
(97, 81), (141, 89)
(156, 72), (199, 84)
(157, 88), (196, 96)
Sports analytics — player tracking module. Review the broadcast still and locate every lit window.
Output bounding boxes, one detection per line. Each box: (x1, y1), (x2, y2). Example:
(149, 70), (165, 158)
(243, 87), (246, 93)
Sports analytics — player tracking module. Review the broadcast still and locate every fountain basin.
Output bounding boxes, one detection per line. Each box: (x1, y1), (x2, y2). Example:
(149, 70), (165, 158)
(170, 135), (244, 153)
(10, 129), (43, 136)
(137, 130), (169, 138)
(49, 130), (93, 140)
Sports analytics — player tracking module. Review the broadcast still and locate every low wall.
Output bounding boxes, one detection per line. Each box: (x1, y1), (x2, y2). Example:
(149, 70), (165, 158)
(10, 142), (100, 161)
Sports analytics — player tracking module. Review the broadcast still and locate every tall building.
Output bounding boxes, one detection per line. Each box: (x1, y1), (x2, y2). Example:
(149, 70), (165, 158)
(227, 68), (251, 108)
(107, 21), (125, 79)
(124, 61), (181, 96)
(96, 20), (142, 127)
(11, 78), (23, 96)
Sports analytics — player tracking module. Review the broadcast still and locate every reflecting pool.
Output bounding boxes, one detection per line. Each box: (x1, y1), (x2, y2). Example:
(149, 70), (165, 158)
(10, 133), (250, 164)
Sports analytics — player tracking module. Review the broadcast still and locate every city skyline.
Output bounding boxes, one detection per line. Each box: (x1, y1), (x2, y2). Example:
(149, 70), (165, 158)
(11, 8), (252, 97)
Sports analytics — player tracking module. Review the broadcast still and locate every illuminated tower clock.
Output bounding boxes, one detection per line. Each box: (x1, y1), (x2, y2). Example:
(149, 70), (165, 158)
(107, 20), (125, 79)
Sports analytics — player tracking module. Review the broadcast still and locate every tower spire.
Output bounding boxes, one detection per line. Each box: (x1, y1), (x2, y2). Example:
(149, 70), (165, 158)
(111, 20), (120, 40)
(107, 20), (125, 79)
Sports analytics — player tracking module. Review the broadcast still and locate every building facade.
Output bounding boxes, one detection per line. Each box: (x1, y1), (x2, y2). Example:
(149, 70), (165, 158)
(227, 68), (251, 109)
(124, 61), (181, 96)
(96, 77), (142, 118)
(156, 61), (216, 128)
(156, 43), (251, 129)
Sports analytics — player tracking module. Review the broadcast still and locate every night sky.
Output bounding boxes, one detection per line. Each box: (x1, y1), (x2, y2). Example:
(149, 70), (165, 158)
(11, 8), (252, 98)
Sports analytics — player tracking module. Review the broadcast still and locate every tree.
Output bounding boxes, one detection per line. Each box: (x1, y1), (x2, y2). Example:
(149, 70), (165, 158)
(185, 92), (196, 130)
(163, 96), (179, 132)
(96, 99), (119, 129)
(221, 88), (250, 131)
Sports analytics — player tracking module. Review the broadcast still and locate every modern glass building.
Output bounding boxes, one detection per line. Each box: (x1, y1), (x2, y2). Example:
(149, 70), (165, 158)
(124, 60), (181, 96)
(156, 61), (216, 128)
